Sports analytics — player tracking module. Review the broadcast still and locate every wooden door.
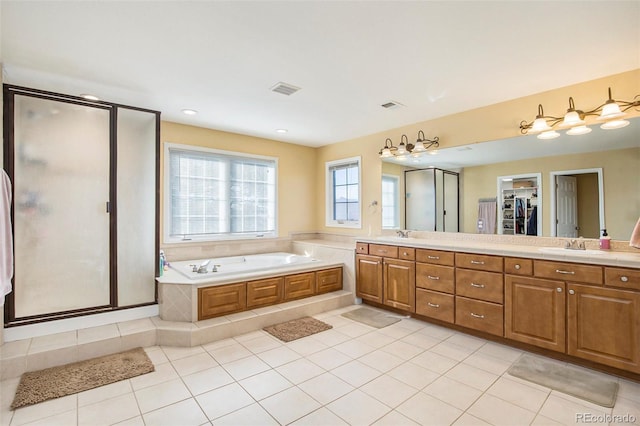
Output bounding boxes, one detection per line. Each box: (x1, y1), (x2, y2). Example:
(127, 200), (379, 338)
(356, 255), (383, 303)
(556, 175), (578, 237)
(383, 258), (415, 312)
(567, 284), (640, 373)
(505, 276), (566, 352)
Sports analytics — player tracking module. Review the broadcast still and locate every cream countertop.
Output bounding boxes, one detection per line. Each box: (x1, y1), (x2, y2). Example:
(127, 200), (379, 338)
(357, 236), (640, 269)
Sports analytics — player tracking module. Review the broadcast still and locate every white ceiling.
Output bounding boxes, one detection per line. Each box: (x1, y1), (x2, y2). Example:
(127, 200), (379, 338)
(1, 1), (639, 147)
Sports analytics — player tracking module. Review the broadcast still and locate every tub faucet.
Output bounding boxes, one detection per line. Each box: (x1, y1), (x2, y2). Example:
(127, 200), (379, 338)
(196, 260), (211, 273)
(396, 230), (410, 238)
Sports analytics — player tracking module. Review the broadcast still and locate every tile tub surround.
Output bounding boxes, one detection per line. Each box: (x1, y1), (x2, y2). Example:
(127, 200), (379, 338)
(2, 305), (639, 426)
(0, 290), (352, 381)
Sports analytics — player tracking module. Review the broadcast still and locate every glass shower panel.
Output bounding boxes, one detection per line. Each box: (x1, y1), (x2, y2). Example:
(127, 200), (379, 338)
(13, 95), (111, 317)
(435, 169), (444, 231)
(405, 169), (436, 231)
(117, 108), (157, 306)
(444, 172), (459, 232)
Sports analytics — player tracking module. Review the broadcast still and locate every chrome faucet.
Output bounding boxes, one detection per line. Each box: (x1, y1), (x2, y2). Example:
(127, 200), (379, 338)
(396, 230), (410, 238)
(190, 259), (211, 273)
(565, 239), (586, 250)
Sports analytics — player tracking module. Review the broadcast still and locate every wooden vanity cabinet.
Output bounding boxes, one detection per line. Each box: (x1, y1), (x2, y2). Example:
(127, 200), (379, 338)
(415, 249), (455, 323)
(505, 275), (566, 352)
(384, 258), (415, 312)
(356, 254), (383, 303)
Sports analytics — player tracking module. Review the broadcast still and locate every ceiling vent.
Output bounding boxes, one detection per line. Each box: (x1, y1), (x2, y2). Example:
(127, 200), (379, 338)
(381, 100), (404, 109)
(271, 82), (301, 96)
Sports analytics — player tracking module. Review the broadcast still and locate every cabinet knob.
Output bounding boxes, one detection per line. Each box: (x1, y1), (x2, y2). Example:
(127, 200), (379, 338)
(514, 264), (521, 270)
(621, 276), (629, 282)
(569, 289), (575, 295)
(427, 302), (440, 308)
(556, 287), (563, 293)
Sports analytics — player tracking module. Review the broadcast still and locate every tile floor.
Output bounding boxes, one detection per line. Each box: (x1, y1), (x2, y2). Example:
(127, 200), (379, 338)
(1, 305), (639, 426)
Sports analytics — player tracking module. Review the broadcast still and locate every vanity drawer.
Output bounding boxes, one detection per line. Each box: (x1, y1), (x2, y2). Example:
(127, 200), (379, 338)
(356, 243), (369, 255)
(455, 296), (504, 336)
(505, 257), (533, 276)
(416, 289), (454, 323)
(369, 244), (398, 258)
(534, 260), (603, 285)
(398, 247), (416, 261)
(455, 269), (504, 304)
(605, 267), (640, 291)
(455, 253), (503, 272)
(416, 263), (455, 294)
(416, 249), (455, 266)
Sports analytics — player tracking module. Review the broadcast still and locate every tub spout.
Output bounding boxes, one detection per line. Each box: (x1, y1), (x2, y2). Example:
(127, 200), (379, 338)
(196, 260), (211, 273)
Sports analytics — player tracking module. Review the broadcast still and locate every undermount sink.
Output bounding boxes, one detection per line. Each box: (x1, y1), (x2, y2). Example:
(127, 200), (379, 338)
(538, 247), (605, 256)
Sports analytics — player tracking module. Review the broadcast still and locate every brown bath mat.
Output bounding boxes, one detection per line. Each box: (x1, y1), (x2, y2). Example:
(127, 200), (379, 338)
(508, 354), (618, 408)
(341, 307), (404, 328)
(11, 347), (154, 409)
(264, 316), (333, 342)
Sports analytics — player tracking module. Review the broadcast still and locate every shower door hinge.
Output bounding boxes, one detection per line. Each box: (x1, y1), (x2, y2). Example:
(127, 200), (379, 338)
(106, 201), (111, 213)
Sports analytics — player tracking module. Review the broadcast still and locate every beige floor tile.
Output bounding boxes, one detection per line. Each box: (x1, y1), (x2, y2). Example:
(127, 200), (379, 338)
(259, 387), (321, 425)
(142, 398), (208, 426)
(78, 393), (140, 426)
(612, 396), (640, 425)
(78, 379), (133, 407)
(336, 322), (377, 338)
(317, 315), (352, 328)
(29, 331), (77, 352)
(221, 354), (270, 381)
(239, 334), (281, 354)
(397, 391), (463, 425)
(399, 331), (441, 350)
(452, 412), (492, 425)
(171, 352), (218, 376)
(354, 331), (397, 349)
(11, 394), (77, 426)
(1, 377), (20, 410)
(256, 345), (301, 368)
(134, 378), (191, 413)
(182, 365), (235, 396)
(415, 323), (455, 340)
(445, 333), (486, 351)
(395, 318), (428, 332)
(306, 347), (352, 370)
(444, 363), (499, 391)
(372, 410), (420, 426)
(486, 375), (550, 412)
(207, 342), (253, 364)
(333, 339), (376, 358)
(618, 378), (640, 404)
(326, 389), (391, 425)
(0, 339), (30, 359)
(113, 416), (145, 426)
(423, 376), (483, 410)
(430, 341), (476, 362)
(21, 409), (78, 426)
(160, 345), (205, 361)
(308, 329), (351, 347)
(291, 407), (348, 425)
(143, 347), (169, 365)
(550, 389), (614, 414)
(468, 393), (537, 426)
(202, 337), (237, 352)
(77, 324), (120, 344)
(386, 361), (440, 390)
(376, 324), (414, 339)
(359, 349), (405, 373)
(285, 336), (329, 356)
(530, 414), (564, 425)
(213, 402), (279, 425)
(331, 359), (382, 387)
(297, 372), (354, 405)
(196, 382), (255, 421)
(380, 339), (425, 360)
(238, 369), (292, 401)
(130, 362), (178, 391)
(463, 351), (514, 375)
(409, 350), (458, 374)
(477, 342), (523, 362)
(360, 374), (419, 408)
(275, 358), (325, 385)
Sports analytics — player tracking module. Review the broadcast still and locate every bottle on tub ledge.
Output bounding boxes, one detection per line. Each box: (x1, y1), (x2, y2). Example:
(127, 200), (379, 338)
(599, 229), (611, 250)
(159, 250), (169, 276)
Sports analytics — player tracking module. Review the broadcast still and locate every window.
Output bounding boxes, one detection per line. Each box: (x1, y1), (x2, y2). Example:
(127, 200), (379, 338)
(326, 157), (361, 228)
(382, 174), (400, 229)
(165, 143), (277, 241)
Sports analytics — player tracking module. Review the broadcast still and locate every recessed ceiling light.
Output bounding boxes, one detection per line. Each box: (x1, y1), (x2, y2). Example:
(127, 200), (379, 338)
(275, 129), (288, 134)
(80, 94), (100, 101)
(182, 109), (198, 115)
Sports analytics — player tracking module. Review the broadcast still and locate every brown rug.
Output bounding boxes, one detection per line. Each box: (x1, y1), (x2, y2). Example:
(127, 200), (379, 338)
(264, 316), (333, 342)
(11, 347), (154, 409)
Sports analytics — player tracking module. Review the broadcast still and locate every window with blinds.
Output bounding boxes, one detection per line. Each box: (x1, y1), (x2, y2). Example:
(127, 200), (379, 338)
(166, 144), (277, 241)
(325, 157), (361, 228)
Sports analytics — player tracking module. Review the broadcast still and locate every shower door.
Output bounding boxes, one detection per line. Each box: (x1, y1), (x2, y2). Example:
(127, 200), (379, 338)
(11, 94), (112, 318)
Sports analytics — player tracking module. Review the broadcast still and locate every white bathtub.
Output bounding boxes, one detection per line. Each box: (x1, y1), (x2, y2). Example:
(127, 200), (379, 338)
(169, 252), (319, 280)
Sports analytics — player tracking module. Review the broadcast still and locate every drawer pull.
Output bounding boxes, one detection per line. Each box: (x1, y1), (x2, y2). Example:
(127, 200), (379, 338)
(470, 312), (485, 319)
(470, 260), (485, 265)
(427, 275), (440, 280)
(555, 269), (575, 275)
(514, 264), (521, 270)
(403, 252), (408, 256)
(569, 289), (576, 295)
(556, 287), (563, 293)
(428, 255), (440, 260)
(427, 302), (440, 308)
(621, 276), (629, 282)
(470, 282), (485, 288)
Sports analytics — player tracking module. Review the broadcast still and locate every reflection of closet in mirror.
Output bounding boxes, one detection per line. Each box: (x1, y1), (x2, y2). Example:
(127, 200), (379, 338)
(550, 168), (603, 238)
(497, 174), (542, 236)
(405, 168), (459, 232)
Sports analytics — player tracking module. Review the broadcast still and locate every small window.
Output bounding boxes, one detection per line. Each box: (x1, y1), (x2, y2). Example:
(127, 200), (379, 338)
(326, 157), (361, 228)
(382, 174), (400, 229)
(164, 143), (277, 242)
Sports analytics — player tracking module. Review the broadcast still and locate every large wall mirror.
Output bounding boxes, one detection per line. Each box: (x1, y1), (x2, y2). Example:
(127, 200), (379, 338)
(381, 117), (640, 241)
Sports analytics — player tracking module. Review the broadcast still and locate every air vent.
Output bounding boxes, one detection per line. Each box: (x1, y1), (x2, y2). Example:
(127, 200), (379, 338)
(271, 82), (301, 96)
(381, 100), (404, 109)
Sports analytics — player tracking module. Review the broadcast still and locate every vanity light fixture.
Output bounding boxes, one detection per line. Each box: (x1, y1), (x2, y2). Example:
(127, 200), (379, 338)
(181, 109), (198, 115)
(520, 87), (640, 139)
(378, 130), (439, 159)
(275, 128), (288, 134)
(80, 93), (100, 101)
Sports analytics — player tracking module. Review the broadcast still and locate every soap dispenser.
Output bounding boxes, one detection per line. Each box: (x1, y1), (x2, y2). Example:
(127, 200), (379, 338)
(599, 229), (611, 250)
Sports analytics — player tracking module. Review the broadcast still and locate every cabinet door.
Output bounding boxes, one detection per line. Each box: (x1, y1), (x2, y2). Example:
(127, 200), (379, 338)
(383, 258), (415, 312)
(247, 277), (283, 308)
(198, 283), (247, 320)
(505, 276), (565, 352)
(356, 255), (383, 303)
(567, 284), (640, 373)
(284, 272), (316, 301)
(316, 268), (343, 294)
